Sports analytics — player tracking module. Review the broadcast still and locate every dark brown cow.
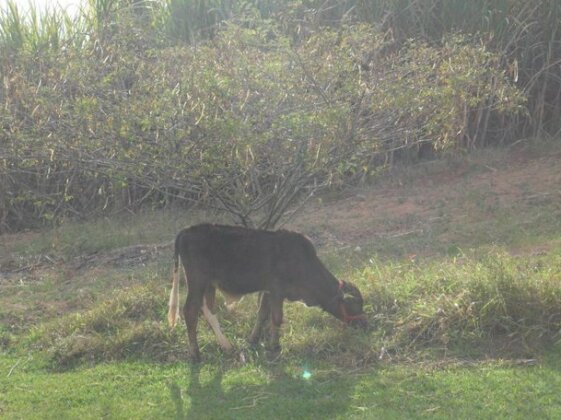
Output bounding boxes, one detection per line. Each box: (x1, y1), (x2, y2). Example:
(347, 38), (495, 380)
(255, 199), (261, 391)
(168, 223), (366, 362)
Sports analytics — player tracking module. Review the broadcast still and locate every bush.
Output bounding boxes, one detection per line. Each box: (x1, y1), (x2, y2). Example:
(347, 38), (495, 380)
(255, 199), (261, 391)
(371, 36), (525, 151)
(0, 2), (530, 231)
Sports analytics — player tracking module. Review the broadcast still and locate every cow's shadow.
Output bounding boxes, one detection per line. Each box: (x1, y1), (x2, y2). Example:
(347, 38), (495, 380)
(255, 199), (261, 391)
(168, 358), (363, 419)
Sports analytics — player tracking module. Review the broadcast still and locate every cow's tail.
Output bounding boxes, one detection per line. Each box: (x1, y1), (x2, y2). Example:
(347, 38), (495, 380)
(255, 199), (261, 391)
(167, 238), (181, 328)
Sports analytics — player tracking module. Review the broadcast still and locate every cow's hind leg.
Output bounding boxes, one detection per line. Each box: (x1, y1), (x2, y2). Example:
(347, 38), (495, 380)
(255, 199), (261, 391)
(248, 292), (270, 347)
(184, 287), (204, 363)
(202, 286), (233, 352)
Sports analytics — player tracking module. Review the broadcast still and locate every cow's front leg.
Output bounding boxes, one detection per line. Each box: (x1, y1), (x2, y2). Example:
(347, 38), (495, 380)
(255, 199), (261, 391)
(269, 295), (284, 352)
(248, 292), (270, 347)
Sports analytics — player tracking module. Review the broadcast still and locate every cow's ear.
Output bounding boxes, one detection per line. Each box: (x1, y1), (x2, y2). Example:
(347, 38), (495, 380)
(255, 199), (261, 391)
(342, 292), (356, 301)
(339, 282), (357, 301)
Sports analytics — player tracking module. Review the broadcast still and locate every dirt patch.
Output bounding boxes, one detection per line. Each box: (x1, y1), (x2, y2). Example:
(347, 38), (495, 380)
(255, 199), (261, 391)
(291, 146), (561, 251)
(71, 242), (172, 271)
(0, 242), (172, 282)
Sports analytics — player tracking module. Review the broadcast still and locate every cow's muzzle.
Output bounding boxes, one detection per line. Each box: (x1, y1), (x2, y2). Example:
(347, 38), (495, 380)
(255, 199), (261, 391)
(348, 315), (369, 329)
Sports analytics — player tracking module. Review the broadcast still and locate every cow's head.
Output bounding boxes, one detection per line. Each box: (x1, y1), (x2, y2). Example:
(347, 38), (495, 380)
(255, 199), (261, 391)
(338, 281), (368, 328)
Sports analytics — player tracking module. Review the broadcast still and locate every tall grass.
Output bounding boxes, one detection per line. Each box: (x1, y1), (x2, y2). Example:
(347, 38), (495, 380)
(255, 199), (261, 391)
(0, 0), (82, 57)
(367, 0), (561, 137)
(15, 249), (561, 369)
(361, 251), (561, 357)
(162, 0), (233, 44)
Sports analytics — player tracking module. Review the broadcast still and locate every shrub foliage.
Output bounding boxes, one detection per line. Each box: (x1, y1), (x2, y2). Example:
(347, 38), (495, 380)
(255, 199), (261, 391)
(1, 0), (558, 230)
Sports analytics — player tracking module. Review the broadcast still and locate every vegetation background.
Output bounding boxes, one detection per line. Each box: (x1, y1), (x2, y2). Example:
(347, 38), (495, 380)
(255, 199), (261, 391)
(1, 0), (559, 231)
(1, 1), (561, 417)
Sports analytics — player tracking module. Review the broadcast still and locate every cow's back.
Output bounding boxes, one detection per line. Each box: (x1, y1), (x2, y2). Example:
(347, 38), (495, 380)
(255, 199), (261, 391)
(175, 224), (318, 295)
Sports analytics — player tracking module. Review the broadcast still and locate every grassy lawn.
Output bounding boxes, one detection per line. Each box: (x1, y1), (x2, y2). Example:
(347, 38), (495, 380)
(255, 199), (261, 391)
(2, 352), (561, 419)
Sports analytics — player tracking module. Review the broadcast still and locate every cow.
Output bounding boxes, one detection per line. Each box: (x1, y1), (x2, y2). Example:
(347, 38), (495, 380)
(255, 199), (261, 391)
(167, 223), (367, 362)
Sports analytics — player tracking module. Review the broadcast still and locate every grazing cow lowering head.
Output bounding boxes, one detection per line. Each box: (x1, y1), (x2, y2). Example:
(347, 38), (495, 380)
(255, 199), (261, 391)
(167, 224), (367, 363)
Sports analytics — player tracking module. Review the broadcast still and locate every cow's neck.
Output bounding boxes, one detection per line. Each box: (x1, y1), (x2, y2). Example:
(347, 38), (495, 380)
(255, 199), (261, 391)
(314, 275), (343, 320)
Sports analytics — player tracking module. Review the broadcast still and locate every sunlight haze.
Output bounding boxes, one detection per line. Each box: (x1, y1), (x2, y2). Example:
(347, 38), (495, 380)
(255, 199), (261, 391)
(1, 0), (84, 17)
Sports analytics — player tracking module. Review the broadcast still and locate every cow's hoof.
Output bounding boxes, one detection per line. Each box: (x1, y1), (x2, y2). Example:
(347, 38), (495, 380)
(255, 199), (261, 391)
(248, 338), (261, 349)
(265, 347), (281, 362)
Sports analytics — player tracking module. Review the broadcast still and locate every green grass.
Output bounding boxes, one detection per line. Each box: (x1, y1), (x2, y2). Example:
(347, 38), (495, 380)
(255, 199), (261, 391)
(2, 352), (561, 419)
